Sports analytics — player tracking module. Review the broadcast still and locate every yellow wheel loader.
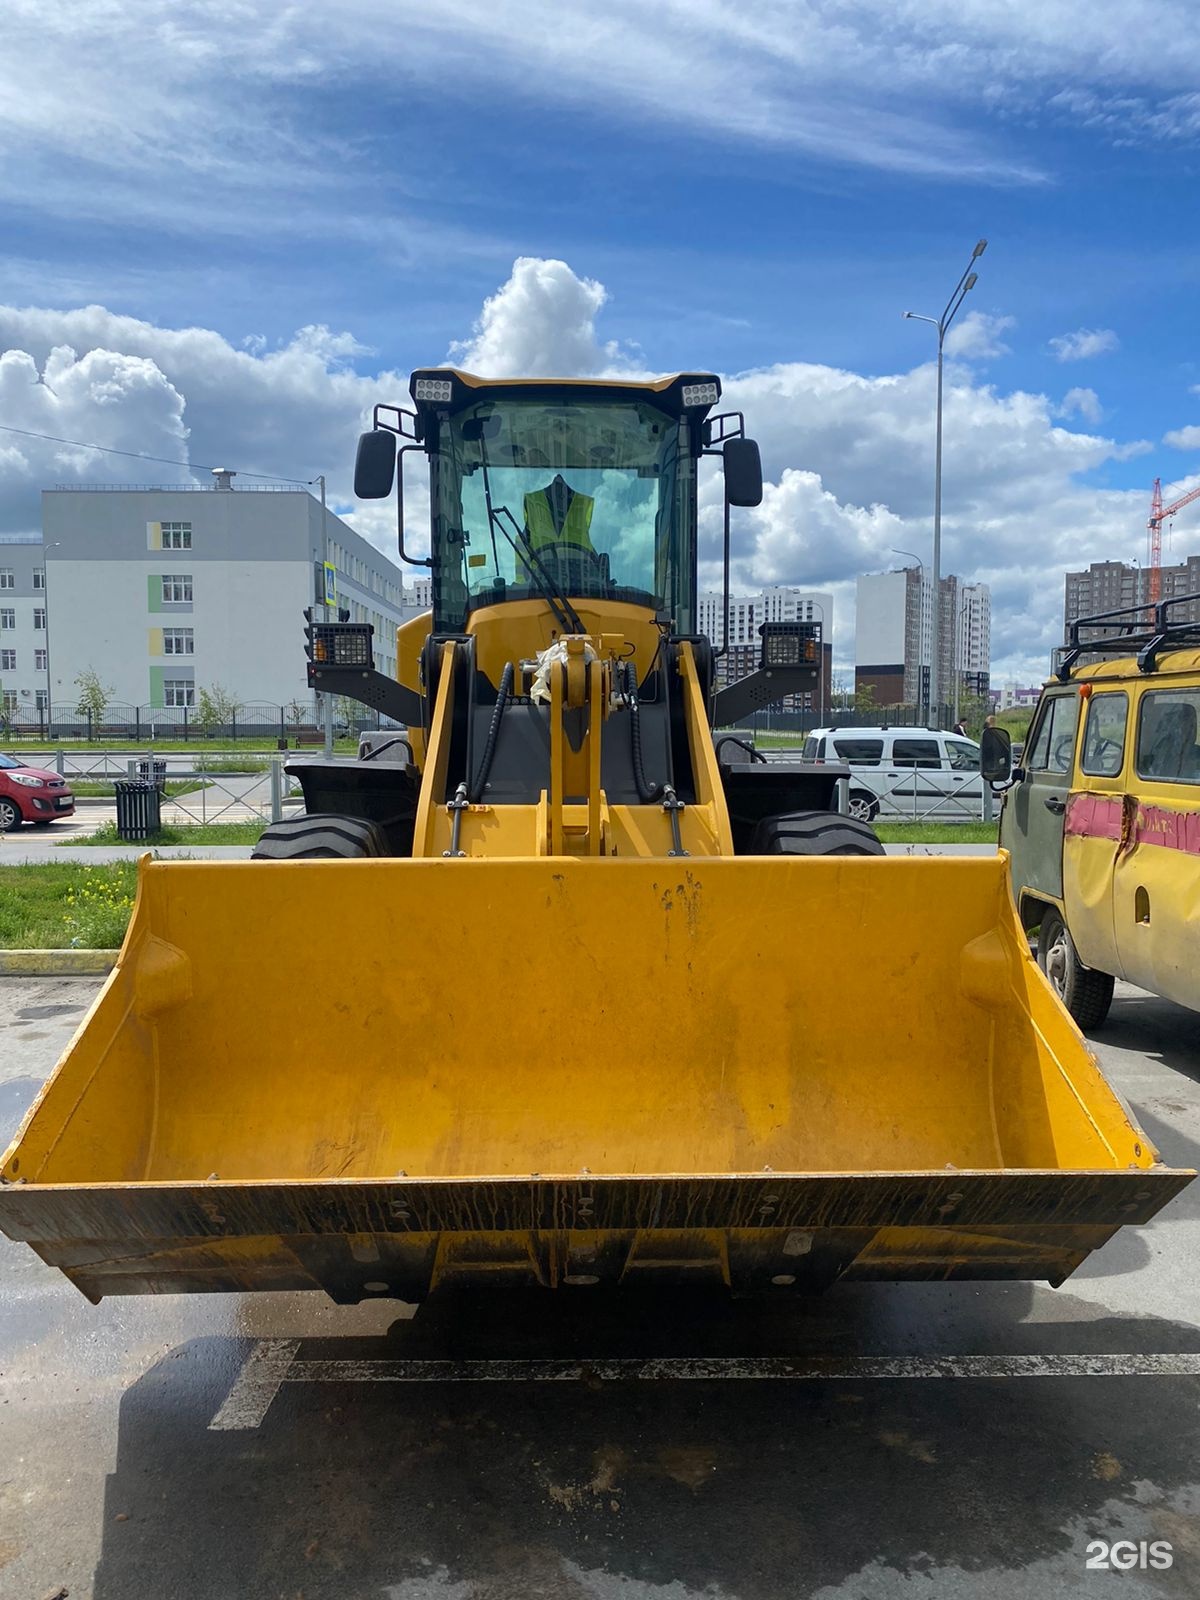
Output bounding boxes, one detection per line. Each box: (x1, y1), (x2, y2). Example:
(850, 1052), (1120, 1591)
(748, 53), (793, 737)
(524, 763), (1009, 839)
(0, 369), (1190, 1304)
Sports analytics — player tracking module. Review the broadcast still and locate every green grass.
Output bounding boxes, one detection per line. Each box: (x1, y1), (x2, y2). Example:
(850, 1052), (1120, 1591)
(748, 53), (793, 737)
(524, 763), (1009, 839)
(0, 861), (141, 948)
(68, 778), (208, 798)
(4, 737), (358, 754)
(875, 821), (999, 843)
(67, 820), (267, 847)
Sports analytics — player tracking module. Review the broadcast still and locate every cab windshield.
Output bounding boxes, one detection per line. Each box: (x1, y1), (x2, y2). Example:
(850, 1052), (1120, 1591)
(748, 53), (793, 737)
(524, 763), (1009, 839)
(430, 398), (695, 631)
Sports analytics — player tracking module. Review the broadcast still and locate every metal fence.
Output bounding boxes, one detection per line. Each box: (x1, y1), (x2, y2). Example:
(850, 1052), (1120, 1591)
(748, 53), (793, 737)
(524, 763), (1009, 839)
(759, 746), (994, 823)
(0, 701), (393, 742)
(720, 704), (956, 735)
(25, 750), (306, 823)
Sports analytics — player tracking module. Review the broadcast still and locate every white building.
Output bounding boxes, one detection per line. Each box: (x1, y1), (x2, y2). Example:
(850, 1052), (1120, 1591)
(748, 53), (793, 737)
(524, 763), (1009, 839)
(697, 586), (832, 652)
(38, 480), (407, 726)
(856, 568), (990, 710)
(0, 535), (49, 726)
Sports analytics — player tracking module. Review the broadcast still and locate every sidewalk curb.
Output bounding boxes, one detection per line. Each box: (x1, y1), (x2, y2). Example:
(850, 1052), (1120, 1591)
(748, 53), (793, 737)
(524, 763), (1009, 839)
(0, 949), (119, 976)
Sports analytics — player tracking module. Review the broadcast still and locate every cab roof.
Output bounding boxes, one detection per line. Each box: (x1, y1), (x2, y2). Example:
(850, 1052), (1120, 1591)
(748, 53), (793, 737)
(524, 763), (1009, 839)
(1068, 648), (1200, 684)
(408, 367), (722, 419)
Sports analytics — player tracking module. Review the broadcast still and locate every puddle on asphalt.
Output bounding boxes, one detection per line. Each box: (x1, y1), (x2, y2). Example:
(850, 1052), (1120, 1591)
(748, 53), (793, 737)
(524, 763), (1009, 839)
(0, 1076), (42, 1130)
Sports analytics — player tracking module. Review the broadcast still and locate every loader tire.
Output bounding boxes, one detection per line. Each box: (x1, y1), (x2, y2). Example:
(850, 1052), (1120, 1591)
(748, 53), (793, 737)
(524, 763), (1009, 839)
(751, 811), (885, 856)
(1037, 908), (1114, 1029)
(251, 814), (390, 860)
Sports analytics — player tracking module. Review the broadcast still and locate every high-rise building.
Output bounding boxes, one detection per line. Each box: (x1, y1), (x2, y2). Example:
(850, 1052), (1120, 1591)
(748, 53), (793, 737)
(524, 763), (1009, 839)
(1064, 556), (1200, 640)
(856, 568), (990, 712)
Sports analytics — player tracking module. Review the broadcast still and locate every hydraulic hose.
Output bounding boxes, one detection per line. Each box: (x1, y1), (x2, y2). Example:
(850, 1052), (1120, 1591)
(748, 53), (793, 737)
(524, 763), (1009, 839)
(625, 661), (664, 803)
(468, 661), (513, 802)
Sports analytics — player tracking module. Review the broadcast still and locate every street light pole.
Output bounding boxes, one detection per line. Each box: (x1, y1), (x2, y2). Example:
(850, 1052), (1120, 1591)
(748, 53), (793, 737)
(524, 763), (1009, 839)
(904, 238), (987, 728)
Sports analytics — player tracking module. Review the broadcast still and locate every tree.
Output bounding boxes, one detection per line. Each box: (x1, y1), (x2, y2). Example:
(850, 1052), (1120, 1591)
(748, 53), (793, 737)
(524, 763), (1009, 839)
(286, 700), (307, 731)
(74, 667), (114, 736)
(194, 683), (245, 736)
(852, 681), (878, 716)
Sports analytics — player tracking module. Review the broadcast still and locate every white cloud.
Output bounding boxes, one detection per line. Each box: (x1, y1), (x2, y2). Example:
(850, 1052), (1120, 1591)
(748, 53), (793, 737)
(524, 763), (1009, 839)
(1057, 387), (1104, 424)
(0, 259), (1163, 683)
(9, 0), (1200, 232)
(1049, 328), (1120, 362)
(449, 259), (638, 378)
(0, 344), (188, 532)
(943, 311), (1015, 360)
(1164, 424), (1200, 450)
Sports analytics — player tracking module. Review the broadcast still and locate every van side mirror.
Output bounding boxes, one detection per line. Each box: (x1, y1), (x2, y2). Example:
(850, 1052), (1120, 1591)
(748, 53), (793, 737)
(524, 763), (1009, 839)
(980, 725), (1013, 785)
(354, 430), (397, 499)
(723, 437), (763, 507)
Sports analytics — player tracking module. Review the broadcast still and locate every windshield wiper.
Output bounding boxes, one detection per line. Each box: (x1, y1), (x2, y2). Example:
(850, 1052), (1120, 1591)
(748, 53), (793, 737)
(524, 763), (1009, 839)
(465, 418), (585, 635)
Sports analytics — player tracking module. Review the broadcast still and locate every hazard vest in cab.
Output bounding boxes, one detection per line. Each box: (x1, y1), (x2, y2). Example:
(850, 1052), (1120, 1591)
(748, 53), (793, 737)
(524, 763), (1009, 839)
(523, 485), (596, 553)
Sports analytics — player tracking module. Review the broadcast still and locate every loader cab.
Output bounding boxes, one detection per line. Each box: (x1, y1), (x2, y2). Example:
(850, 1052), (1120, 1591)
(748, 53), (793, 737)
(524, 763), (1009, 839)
(406, 369), (730, 639)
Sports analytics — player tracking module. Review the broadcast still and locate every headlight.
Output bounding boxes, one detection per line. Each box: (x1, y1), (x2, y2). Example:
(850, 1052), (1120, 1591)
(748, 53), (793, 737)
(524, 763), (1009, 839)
(414, 377), (454, 403)
(10, 772), (43, 787)
(681, 382), (719, 408)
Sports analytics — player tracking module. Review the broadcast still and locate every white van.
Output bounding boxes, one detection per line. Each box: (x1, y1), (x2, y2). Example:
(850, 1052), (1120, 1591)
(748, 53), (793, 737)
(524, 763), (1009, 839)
(800, 726), (983, 822)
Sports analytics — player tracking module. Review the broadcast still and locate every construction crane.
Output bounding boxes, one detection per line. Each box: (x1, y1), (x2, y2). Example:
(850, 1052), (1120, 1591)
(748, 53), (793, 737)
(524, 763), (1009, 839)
(1148, 476), (1200, 602)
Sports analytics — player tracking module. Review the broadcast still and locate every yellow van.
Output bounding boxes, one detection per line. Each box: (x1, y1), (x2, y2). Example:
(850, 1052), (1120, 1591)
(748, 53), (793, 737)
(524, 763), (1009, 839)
(985, 606), (1200, 1028)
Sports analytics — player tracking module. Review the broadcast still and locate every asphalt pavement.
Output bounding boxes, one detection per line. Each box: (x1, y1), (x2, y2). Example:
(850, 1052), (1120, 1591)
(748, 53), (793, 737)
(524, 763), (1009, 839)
(0, 976), (1197, 1599)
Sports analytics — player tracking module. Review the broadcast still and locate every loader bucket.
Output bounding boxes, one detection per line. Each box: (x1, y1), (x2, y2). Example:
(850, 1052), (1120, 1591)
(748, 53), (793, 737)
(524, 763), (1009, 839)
(0, 855), (1190, 1302)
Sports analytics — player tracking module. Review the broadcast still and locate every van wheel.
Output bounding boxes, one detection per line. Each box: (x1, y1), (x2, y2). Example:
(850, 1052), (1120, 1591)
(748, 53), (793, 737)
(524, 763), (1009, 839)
(1037, 909), (1114, 1029)
(251, 814), (390, 859)
(847, 789), (879, 823)
(751, 811), (885, 856)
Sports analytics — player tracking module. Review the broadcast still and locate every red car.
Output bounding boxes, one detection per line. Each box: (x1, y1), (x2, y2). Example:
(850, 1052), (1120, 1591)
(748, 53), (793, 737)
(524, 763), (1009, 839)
(0, 753), (76, 829)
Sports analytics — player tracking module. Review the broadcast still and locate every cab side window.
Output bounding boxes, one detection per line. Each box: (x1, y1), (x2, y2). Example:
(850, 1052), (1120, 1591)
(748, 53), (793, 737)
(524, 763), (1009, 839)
(1080, 692), (1128, 777)
(1026, 693), (1079, 774)
(946, 739), (980, 771)
(831, 738), (883, 765)
(1136, 690), (1200, 784)
(892, 738), (941, 769)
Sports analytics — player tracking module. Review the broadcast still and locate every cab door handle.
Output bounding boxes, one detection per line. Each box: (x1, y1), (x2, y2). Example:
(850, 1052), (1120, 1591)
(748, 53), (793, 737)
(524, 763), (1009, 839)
(1044, 796), (1066, 815)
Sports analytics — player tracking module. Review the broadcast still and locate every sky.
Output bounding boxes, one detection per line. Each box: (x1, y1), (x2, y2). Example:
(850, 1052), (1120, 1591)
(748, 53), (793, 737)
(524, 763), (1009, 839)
(1, 1), (1199, 684)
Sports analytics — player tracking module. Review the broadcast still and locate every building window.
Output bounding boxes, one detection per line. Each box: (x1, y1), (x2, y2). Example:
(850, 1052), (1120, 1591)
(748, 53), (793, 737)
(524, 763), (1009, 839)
(35, 648), (47, 672)
(0, 649), (15, 670)
(0, 609), (14, 630)
(1, 690), (16, 713)
(33, 608), (46, 630)
(162, 521), (192, 550)
(0, 569), (13, 590)
(164, 680), (195, 708)
(162, 573), (193, 603)
(33, 568), (44, 590)
(163, 627), (194, 655)
(35, 689), (47, 713)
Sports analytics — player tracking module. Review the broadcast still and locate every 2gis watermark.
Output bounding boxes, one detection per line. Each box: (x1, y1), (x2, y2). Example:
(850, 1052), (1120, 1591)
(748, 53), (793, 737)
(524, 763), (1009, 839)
(1086, 1538), (1173, 1572)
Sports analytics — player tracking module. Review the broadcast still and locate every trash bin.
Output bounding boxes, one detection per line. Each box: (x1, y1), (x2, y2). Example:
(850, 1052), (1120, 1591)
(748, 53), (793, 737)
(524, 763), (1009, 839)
(114, 780), (161, 842)
(137, 759), (168, 790)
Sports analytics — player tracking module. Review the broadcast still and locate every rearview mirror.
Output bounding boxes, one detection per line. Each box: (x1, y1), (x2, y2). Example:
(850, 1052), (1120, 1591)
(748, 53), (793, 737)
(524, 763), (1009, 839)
(980, 724), (1013, 785)
(354, 429), (397, 499)
(461, 415), (503, 442)
(724, 437), (763, 507)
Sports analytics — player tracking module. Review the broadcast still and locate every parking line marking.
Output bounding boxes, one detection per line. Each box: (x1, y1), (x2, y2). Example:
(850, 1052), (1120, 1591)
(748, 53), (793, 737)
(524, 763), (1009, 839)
(209, 1338), (300, 1430)
(206, 1346), (1200, 1430)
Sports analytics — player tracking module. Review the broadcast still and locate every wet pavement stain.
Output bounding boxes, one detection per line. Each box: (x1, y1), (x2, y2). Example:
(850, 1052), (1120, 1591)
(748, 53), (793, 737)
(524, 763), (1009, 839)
(0, 1077), (41, 1125)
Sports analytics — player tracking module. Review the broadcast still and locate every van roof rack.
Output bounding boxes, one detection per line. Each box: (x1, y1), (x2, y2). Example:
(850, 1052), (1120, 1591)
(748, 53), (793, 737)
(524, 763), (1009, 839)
(1056, 591), (1200, 681)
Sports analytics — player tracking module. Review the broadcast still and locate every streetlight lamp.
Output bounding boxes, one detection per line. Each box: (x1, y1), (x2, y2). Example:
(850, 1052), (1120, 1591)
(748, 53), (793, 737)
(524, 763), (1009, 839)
(903, 237), (987, 726)
(890, 547), (926, 718)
